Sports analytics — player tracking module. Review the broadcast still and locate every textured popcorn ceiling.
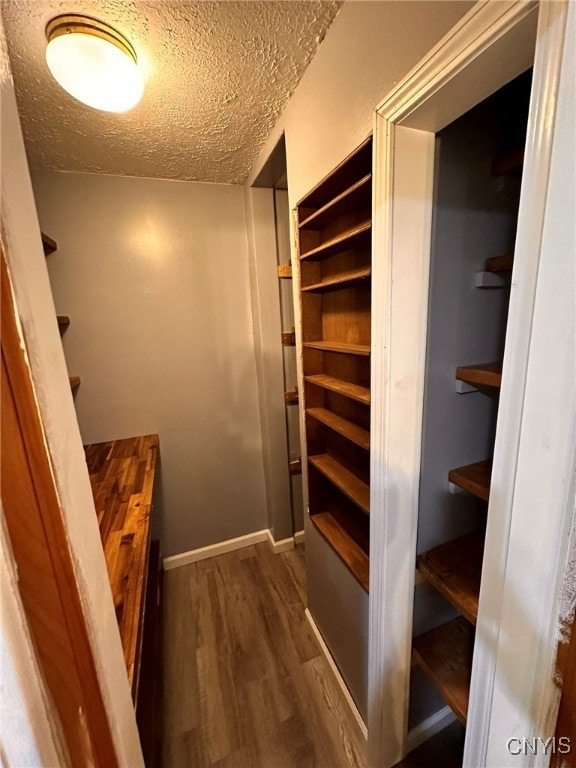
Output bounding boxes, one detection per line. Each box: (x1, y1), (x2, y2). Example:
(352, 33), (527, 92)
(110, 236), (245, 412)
(2, 1), (341, 183)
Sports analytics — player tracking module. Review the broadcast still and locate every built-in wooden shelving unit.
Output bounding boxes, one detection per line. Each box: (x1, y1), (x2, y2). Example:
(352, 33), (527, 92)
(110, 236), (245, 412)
(413, 617), (474, 725)
(417, 533), (484, 625)
(297, 136), (372, 590)
(448, 460), (491, 501)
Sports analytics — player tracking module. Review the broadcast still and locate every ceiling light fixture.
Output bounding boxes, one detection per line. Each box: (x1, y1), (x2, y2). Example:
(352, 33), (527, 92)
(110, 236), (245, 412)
(45, 14), (144, 113)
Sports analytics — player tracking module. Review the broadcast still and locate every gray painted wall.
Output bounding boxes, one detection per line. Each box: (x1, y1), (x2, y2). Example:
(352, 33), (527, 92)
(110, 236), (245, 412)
(32, 170), (267, 558)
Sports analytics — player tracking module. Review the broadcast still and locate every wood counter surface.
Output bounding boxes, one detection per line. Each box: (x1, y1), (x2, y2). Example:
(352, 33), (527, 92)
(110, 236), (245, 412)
(84, 434), (160, 699)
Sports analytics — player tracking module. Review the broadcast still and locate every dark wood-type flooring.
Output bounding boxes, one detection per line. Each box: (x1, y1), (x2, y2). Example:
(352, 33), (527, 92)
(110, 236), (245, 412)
(162, 542), (366, 768)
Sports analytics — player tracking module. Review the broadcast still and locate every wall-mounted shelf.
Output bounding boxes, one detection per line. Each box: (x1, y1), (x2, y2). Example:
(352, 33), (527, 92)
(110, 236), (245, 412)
(69, 376), (81, 394)
(281, 331), (296, 346)
(413, 617), (474, 725)
(284, 390), (299, 405)
(301, 267), (371, 293)
(304, 374), (370, 405)
(310, 510), (369, 591)
(307, 407), (369, 451)
(417, 533), (484, 625)
(57, 315), (70, 335)
(41, 232), (57, 256)
(277, 264), (292, 279)
(485, 252), (514, 273)
(309, 453), (369, 515)
(303, 341), (370, 356)
(456, 362), (502, 392)
(448, 460), (491, 501)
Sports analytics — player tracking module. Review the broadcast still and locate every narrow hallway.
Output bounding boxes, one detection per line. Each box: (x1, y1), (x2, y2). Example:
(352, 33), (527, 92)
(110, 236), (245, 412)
(163, 543), (366, 768)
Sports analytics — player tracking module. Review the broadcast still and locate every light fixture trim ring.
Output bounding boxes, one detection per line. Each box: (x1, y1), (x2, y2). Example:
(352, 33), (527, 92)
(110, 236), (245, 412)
(45, 14), (137, 64)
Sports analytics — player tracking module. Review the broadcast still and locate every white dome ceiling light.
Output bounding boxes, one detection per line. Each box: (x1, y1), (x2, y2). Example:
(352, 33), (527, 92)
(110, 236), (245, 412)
(45, 15), (144, 113)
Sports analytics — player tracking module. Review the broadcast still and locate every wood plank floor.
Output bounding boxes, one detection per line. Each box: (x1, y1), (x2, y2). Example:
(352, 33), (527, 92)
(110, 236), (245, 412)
(162, 542), (367, 768)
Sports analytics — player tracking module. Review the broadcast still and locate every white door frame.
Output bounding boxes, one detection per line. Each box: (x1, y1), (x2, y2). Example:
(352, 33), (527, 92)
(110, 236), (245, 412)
(368, 1), (572, 766)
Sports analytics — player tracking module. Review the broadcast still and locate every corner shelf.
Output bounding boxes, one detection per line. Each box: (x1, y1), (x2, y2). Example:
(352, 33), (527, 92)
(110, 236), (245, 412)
(303, 340), (370, 356)
(301, 267), (371, 293)
(309, 453), (369, 515)
(304, 374), (370, 405)
(310, 511), (369, 591)
(307, 407), (369, 451)
(456, 362), (502, 392)
(417, 532), (484, 625)
(448, 460), (491, 502)
(413, 617), (474, 725)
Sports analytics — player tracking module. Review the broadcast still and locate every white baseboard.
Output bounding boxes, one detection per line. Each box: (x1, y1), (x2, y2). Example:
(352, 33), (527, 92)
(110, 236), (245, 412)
(163, 529), (269, 570)
(294, 529), (305, 545)
(304, 608), (368, 740)
(267, 529), (295, 554)
(406, 705), (457, 753)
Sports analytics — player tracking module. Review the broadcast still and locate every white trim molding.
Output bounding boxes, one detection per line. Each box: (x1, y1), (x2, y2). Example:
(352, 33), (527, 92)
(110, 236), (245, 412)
(406, 707), (457, 754)
(267, 529), (295, 554)
(294, 529), (305, 546)
(367, 1), (557, 767)
(163, 530), (269, 570)
(304, 608), (368, 741)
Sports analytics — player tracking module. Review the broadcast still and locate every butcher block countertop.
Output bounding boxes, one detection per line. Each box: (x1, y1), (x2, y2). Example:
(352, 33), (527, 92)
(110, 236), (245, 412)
(84, 434), (160, 699)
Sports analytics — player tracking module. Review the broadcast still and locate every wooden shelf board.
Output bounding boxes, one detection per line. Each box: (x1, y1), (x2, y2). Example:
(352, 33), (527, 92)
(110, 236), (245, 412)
(492, 147), (524, 176)
(57, 315), (70, 334)
(41, 232), (57, 255)
(304, 374), (370, 405)
(303, 340), (370, 357)
(308, 453), (369, 514)
(485, 252), (514, 274)
(299, 174), (372, 230)
(307, 407), (369, 451)
(310, 511), (369, 592)
(69, 376), (81, 393)
(300, 221), (371, 262)
(417, 532), (484, 625)
(448, 460), (491, 502)
(284, 390), (299, 405)
(456, 361), (502, 391)
(302, 267), (371, 293)
(413, 617), (474, 725)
